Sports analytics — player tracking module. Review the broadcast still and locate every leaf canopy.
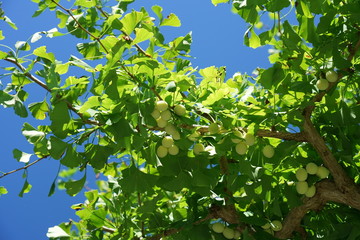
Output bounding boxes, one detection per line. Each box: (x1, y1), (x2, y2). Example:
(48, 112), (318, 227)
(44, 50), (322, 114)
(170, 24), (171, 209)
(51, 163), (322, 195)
(1, 0), (360, 239)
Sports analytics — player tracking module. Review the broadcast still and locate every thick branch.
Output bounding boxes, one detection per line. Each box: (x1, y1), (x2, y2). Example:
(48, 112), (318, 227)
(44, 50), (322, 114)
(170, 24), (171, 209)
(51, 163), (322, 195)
(256, 129), (307, 142)
(0, 156), (48, 179)
(303, 117), (355, 192)
(276, 180), (360, 239)
(278, 31), (360, 239)
(210, 205), (241, 225)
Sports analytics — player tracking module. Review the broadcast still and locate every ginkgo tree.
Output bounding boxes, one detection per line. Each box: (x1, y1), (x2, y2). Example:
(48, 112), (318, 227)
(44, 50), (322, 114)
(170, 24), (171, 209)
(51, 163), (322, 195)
(1, 0), (360, 239)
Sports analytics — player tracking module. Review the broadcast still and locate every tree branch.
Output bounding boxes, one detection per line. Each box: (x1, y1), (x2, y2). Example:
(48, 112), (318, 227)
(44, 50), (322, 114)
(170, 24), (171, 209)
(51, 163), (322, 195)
(302, 117), (355, 192)
(50, 0), (108, 54)
(0, 156), (48, 179)
(256, 129), (307, 142)
(96, 6), (152, 58)
(347, 31), (360, 64)
(275, 180), (360, 239)
(4, 58), (100, 126)
(101, 226), (116, 233)
(4, 58), (50, 92)
(303, 31), (360, 117)
(277, 31), (360, 239)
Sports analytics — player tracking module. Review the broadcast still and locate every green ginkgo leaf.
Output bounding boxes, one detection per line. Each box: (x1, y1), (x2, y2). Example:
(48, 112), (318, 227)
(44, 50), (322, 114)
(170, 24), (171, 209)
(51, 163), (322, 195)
(65, 174), (86, 196)
(160, 13), (181, 27)
(46, 226), (70, 238)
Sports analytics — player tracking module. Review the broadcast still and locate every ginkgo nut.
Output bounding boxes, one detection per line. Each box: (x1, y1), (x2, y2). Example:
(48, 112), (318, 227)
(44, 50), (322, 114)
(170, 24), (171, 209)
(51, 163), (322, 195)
(222, 227), (235, 239)
(296, 181), (308, 194)
(305, 185), (316, 198)
(174, 104), (186, 116)
(316, 78), (329, 90)
(235, 142), (247, 155)
(157, 145), (168, 158)
(316, 166), (330, 179)
(193, 143), (205, 155)
(156, 100), (168, 112)
(271, 220), (283, 231)
(160, 110), (172, 121)
(244, 133), (255, 146)
(162, 136), (174, 148)
(208, 123), (220, 134)
(296, 168), (308, 181)
(211, 222), (225, 233)
(156, 117), (168, 128)
(306, 162), (318, 175)
(326, 70), (338, 82)
(168, 145), (179, 155)
(262, 145), (275, 158)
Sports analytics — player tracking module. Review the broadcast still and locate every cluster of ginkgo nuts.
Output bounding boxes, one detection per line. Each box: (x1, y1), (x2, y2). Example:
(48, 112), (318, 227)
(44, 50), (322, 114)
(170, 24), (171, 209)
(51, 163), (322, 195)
(231, 129), (274, 158)
(261, 220), (283, 235)
(316, 70), (338, 90)
(295, 163), (330, 197)
(211, 222), (241, 239)
(152, 100), (276, 158)
(152, 100), (186, 158)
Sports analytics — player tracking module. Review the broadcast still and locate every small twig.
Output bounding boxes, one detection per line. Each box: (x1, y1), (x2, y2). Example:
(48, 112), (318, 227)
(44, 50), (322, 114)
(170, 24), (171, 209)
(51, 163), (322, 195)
(277, 11), (282, 35)
(96, 6), (152, 58)
(4, 58), (100, 125)
(137, 192), (145, 237)
(150, 87), (163, 100)
(50, 0), (108, 54)
(0, 156), (48, 179)
(102, 226), (116, 233)
(4, 58), (50, 92)
(51, 1), (148, 87)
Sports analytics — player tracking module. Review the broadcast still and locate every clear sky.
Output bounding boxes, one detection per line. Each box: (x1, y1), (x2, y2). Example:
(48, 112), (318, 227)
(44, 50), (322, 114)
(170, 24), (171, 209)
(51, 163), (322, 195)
(0, 0), (270, 239)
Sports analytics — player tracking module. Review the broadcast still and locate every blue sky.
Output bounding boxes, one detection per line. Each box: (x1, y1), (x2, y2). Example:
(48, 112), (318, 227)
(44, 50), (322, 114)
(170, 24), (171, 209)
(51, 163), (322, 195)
(0, 0), (270, 239)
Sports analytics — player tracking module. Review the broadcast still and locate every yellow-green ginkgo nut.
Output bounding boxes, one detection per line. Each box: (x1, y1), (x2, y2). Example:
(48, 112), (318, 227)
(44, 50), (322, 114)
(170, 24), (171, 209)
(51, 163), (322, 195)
(244, 133), (255, 146)
(211, 222), (225, 233)
(235, 142), (247, 155)
(296, 181), (308, 194)
(168, 145), (179, 155)
(262, 145), (275, 158)
(306, 162), (318, 175)
(162, 136), (174, 148)
(156, 100), (168, 112)
(157, 145), (168, 158)
(174, 104), (186, 116)
(193, 143), (205, 155)
(296, 168), (308, 181)
(305, 185), (316, 198)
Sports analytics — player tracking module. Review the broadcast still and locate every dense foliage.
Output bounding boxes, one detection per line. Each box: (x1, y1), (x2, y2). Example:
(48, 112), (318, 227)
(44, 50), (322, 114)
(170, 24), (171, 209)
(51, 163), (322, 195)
(1, 0), (360, 239)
